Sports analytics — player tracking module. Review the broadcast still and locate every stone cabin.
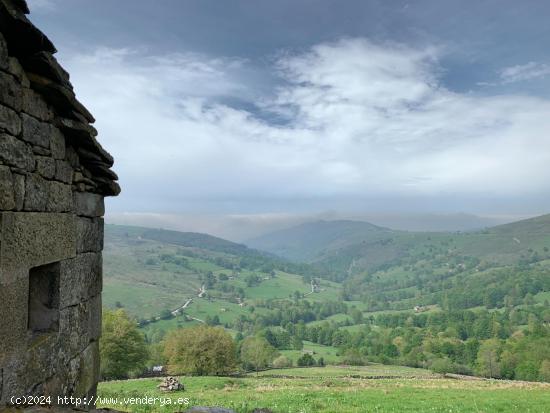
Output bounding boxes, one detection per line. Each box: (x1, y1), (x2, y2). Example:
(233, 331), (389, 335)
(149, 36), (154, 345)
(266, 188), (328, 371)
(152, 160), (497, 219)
(0, 0), (119, 409)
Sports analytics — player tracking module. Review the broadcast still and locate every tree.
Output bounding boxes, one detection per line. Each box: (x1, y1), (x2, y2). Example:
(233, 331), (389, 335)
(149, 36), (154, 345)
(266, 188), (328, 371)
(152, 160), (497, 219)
(350, 308), (364, 324)
(539, 360), (550, 382)
(476, 339), (501, 378)
(240, 336), (277, 373)
(291, 336), (304, 350)
(272, 355), (293, 368)
(297, 353), (316, 367)
(164, 325), (236, 375)
(245, 274), (260, 287)
(100, 309), (149, 379)
(499, 350), (517, 379)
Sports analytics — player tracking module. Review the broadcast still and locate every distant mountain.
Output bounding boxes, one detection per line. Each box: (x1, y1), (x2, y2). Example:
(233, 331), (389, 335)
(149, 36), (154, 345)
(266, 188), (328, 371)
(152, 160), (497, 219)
(103, 224), (325, 319)
(246, 220), (393, 262)
(246, 214), (550, 279)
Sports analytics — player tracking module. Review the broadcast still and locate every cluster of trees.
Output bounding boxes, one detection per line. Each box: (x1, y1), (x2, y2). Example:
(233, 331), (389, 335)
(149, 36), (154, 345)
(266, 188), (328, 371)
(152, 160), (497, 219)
(101, 310), (330, 379)
(286, 306), (550, 381)
(343, 259), (550, 312)
(102, 303), (550, 383)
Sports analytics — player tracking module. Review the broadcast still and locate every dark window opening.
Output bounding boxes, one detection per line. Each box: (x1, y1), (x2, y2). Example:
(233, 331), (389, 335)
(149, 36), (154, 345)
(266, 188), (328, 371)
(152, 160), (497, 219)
(28, 262), (61, 334)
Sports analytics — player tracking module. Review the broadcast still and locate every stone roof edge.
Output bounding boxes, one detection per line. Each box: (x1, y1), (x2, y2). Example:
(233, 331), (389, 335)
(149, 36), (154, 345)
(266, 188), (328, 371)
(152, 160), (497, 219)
(0, 0), (120, 196)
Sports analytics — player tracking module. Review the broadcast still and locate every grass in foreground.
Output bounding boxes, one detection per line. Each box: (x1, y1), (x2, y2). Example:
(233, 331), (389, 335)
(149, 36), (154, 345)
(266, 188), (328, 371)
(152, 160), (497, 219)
(97, 365), (550, 413)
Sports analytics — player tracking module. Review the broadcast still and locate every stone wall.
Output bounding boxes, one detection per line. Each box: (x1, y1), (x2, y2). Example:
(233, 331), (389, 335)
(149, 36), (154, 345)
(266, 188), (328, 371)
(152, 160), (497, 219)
(0, 0), (119, 409)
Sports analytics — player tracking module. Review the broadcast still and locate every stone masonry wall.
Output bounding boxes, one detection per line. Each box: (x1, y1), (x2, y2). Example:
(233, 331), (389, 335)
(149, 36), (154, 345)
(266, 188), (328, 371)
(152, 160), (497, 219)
(0, 0), (119, 409)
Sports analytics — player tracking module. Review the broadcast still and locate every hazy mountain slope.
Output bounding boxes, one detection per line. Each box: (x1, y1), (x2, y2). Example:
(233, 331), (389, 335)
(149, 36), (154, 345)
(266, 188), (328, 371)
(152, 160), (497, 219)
(109, 224), (264, 258)
(246, 214), (550, 278)
(246, 220), (394, 261)
(103, 224), (331, 319)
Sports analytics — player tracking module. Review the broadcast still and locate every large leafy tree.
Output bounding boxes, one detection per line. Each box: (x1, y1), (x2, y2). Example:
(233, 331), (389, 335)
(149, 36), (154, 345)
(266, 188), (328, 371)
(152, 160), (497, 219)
(100, 309), (149, 379)
(164, 325), (236, 375)
(240, 336), (277, 373)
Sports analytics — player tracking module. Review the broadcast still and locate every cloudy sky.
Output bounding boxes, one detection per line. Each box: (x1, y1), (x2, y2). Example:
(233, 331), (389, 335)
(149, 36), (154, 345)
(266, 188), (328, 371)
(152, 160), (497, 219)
(27, 0), (550, 239)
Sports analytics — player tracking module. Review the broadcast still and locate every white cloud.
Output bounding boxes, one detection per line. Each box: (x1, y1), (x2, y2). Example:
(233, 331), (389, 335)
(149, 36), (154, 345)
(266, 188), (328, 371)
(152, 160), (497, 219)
(499, 61), (550, 83)
(61, 39), (550, 213)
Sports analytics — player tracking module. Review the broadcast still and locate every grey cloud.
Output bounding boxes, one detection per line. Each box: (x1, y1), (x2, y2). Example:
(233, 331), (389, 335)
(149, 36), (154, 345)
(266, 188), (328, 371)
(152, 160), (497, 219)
(58, 38), (550, 219)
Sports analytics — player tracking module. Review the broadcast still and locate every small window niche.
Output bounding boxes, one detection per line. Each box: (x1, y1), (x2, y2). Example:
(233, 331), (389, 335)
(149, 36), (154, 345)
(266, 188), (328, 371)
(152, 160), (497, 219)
(28, 262), (61, 334)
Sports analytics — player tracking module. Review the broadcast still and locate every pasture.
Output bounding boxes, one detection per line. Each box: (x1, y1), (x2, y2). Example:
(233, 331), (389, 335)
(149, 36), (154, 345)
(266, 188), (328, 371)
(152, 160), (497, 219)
(97, 365), (550, 413)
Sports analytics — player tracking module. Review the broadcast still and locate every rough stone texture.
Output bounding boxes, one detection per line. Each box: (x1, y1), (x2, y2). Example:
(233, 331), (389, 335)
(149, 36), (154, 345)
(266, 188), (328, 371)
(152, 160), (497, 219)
(73, 192), (104, 217)
(59, 254), (102, 308)
(21, 112), (50, 148)
(55, 159), (72, 183)
(12, 173), (25, 211)
(0, 212), (76, 283)
(49, 125), (65, 159)
(36, 155), (55, 178)
(0, 103), (21, 135)
(0, 31), (7, 69)
(0, 166), (15, 210)
(0, 133), (34, 171)
(47, 181), (73, 212)
(21, 86), (53, 121)
(75, 217), (103, 253)
(0, 277), (29, 364)
(0, 71), (22, 111)
(0, 1), (119, 409)
(23, 173), (47, 210)
(8, 57), (30, 88)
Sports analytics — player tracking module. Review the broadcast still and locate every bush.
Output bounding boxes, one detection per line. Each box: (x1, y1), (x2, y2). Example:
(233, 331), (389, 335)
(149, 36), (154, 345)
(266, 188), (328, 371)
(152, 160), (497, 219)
(430, 358), (472, 375)
(164, 325), (236, 375)
(342, 349), (365, 366)
(297, 353), (316, 367)
(272, 355), (293, 368)
(430, 358), (454, 374)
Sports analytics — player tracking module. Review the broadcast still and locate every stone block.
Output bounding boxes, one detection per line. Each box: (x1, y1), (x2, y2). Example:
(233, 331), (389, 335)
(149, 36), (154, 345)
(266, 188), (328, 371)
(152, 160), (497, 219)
(88, 294), (102, 342)
(0, 32), (7, 70)
(50, 126), (65, 159)
(55, 159), (73, 183)
(46, 181), (73, 212)
(7, 57), (30, 88)
(59, 303), (90, 358)
(0, 133), (35, 171)
(21, 113), (50, 148)
(74, 341), (100, 399)
(0, 104), (21, 136)
(75, 217), (103, 253)
(12, 173), (25, 211)
(3, 332), (65, 400)
(0, 71), (22, 111)
(21, 87), (54, 122)
(0, 275), (29, 364)
(74, 192), (104, 217)
(59, 295), (100, 358)
(59, 253), (102, 308)
(36, 156), (56, 179)
(0, 212), (77, 284)
(0, 166), (15, 210)
(23, 173), (48, 211)
(32, 145), (50, 156)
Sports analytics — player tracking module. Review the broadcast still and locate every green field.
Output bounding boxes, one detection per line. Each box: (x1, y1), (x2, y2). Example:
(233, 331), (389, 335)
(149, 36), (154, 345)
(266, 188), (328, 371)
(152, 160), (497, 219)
(104, 225), (341, 326)
(98, 365), (550, 413)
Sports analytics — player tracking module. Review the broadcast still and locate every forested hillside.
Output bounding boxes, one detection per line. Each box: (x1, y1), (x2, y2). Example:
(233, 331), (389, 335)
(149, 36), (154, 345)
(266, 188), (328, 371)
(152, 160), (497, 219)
(103, 218), (550, 382)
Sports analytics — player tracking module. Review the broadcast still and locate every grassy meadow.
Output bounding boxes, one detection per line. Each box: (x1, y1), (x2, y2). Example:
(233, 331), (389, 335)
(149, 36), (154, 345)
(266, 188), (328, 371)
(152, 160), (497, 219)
(98, 365), (550, 413)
